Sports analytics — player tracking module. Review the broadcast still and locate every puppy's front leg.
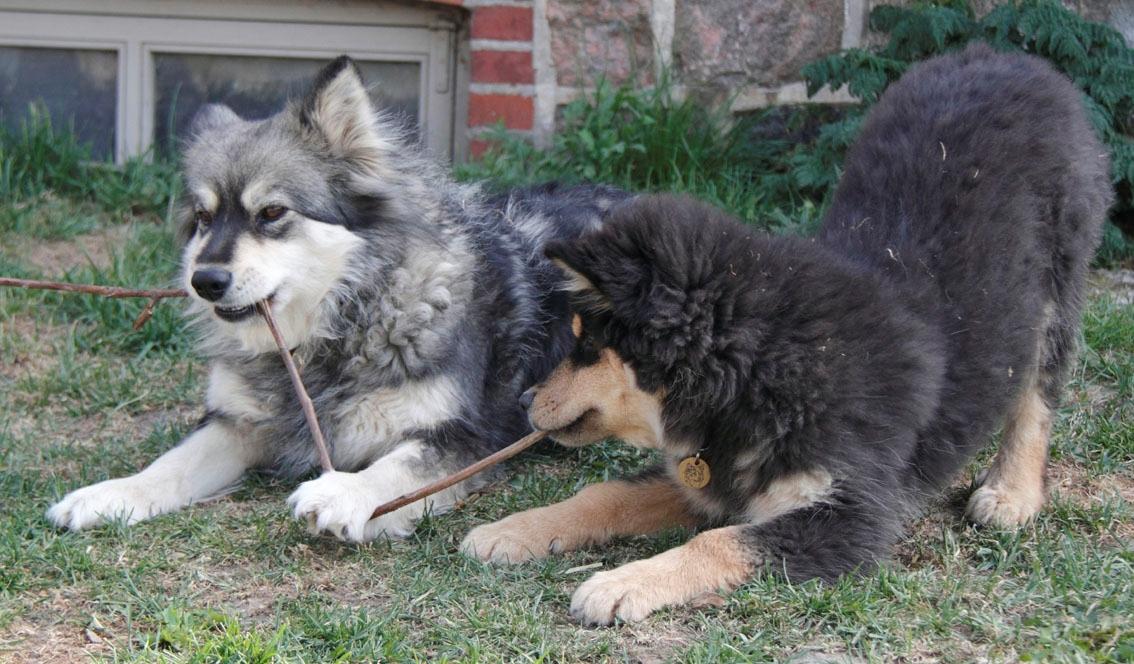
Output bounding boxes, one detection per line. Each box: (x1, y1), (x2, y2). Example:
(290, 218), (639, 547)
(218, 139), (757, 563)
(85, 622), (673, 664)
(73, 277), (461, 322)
(569, 525), (755, 625)
(47, 419), (259, 530)
(461, 473), (698, 564)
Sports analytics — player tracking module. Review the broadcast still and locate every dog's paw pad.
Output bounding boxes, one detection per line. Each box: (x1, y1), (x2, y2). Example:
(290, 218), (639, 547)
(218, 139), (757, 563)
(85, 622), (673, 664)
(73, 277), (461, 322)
(569, 567), (659, 626)
(460, 517), (558, 564)
(966, 482), (1044, 528)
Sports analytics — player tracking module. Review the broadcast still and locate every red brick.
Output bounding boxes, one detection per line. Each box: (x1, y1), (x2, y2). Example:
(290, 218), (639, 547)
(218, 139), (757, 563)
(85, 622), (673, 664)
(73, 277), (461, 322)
(471, 6), (533, 41)
(471, 50), (533, 84)
(468, 93), (533, 129)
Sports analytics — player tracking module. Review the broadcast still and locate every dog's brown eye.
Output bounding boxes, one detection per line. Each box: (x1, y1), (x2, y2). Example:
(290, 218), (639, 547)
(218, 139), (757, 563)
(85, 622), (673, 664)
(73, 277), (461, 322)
(259, 206), (287, 222)
(195, 209), (213, 228)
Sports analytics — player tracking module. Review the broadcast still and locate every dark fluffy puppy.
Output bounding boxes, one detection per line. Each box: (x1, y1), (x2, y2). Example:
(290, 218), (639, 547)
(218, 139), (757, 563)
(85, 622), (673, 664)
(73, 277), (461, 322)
(461, 43), (1113, 625)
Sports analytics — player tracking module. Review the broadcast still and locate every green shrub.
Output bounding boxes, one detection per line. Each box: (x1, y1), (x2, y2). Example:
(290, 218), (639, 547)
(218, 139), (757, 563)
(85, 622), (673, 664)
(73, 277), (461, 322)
(460, 74), (742, 187)
(457, 78), (816, 236)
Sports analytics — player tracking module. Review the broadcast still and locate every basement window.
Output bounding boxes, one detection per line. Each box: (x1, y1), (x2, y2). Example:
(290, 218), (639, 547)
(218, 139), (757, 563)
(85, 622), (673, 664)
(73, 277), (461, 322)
(0, 45), (118, 159)
(0, 0), (461, 162)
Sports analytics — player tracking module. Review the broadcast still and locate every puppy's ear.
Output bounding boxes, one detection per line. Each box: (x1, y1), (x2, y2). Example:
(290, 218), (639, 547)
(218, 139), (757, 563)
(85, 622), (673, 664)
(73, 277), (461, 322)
(189, 103), (240, 137)
(300, 56), (391, 167)
(545, 242), (613, 312)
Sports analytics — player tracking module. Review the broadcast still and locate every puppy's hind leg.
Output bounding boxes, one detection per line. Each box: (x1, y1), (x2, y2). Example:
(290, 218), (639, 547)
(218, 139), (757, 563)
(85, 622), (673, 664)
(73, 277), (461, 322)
(966, 374), (1052, 528)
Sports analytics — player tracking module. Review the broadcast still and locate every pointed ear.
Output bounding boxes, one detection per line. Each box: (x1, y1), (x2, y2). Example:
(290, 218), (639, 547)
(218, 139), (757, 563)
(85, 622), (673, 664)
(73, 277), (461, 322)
(299, 56), (390, 166)
(189, 103), (240, 136)
(545, 242), (613, 312)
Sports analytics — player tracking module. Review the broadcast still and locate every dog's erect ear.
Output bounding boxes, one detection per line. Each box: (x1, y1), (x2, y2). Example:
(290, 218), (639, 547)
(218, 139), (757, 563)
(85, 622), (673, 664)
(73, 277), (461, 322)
(300, 56), (391, 166)
(189, 104), (240, 136)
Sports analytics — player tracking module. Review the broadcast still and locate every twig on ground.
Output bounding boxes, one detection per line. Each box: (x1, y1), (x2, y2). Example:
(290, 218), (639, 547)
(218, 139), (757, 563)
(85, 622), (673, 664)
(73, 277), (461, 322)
(132, 296), (163, 330)
(256, 300), (336, 475)
(370, 429), (547, 519)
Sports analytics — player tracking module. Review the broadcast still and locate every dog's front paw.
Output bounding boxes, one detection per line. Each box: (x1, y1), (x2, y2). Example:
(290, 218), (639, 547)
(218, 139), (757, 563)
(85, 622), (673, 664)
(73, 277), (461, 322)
(47, 478), (168, 530)
(966, 480), (1044, 528)
(570, 562), (666, 626)
(288, 471), (412, 542)
(461, 512), (562, 564)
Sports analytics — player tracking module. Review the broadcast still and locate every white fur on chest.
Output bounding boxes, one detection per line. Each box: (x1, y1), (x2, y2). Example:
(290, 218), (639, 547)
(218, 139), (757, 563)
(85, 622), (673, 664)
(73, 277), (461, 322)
(330, 374), (464, 470)
(206, 363), (273, 421)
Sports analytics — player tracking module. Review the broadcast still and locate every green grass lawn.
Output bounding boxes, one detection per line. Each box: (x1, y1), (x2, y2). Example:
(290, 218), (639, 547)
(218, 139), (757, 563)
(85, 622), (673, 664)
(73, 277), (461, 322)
(1, 202), (1132, 663)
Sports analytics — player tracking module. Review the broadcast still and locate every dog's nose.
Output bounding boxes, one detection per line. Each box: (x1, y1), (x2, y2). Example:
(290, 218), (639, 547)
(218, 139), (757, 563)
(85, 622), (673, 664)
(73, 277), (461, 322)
(519, 388), (535, 410)
(191, 268), (232, 302)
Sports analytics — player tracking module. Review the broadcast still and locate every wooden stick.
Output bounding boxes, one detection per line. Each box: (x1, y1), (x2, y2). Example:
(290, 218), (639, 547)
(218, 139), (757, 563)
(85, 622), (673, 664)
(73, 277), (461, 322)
(256, 300), (336, 475)
(131, 296), (162, 330)
(370, 429), (547, 520)
(0, 277), (186, 300)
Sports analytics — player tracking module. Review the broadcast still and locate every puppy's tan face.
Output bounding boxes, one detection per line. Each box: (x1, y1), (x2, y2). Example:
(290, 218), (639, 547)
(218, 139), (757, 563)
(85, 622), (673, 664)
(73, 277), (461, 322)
(528, 314), (665, 448)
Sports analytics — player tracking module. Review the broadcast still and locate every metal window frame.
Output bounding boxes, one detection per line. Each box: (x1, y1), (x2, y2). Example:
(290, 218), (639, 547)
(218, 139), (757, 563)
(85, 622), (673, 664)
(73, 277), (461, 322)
(0, 2), (460, 163)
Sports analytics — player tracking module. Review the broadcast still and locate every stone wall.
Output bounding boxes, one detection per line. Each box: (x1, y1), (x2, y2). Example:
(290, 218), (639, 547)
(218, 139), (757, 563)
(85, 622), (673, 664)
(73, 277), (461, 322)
(453, 0), (1134, 155)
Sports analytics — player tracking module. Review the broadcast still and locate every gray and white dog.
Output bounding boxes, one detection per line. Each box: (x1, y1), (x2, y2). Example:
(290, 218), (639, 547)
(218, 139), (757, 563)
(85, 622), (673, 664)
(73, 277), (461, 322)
(47, 56), (626, 541)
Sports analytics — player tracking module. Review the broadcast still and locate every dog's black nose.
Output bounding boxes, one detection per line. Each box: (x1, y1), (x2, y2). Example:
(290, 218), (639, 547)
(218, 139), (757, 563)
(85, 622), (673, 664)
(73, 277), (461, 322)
(191, 268), (232, 302)
(519, 388), (535, 410)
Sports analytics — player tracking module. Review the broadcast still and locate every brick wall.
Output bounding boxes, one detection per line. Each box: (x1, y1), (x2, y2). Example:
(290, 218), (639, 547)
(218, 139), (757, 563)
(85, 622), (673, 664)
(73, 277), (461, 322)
(464, 1), (536, 157)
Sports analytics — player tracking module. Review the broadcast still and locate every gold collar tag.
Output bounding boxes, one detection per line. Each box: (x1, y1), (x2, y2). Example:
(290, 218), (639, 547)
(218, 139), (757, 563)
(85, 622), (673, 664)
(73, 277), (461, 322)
(677, 456), (711, 489)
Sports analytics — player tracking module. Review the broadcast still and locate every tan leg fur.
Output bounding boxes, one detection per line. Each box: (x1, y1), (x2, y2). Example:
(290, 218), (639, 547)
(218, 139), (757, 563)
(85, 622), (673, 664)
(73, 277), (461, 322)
(461, 477), (698, 564)
(568, 525), (756, 625)
(967, 381), (1052, 527)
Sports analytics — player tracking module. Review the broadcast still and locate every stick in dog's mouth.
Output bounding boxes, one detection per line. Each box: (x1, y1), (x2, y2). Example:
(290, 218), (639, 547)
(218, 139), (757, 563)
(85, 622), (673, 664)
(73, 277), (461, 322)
(256, 299), (336, 474)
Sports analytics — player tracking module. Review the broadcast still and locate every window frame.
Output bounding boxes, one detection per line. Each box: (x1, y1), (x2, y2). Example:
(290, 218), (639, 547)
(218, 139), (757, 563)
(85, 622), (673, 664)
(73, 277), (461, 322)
(0, 2), (459, 163)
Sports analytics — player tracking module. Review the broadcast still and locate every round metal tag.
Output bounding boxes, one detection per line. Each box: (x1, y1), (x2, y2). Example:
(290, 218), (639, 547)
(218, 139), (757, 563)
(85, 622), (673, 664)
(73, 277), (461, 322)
(678, 456), (711, 489)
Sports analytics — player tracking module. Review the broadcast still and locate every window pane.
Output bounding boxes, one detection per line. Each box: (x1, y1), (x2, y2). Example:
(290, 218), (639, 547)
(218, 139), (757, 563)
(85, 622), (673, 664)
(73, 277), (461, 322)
(0, 46), (118, 160)
(153, 53), (420, 155)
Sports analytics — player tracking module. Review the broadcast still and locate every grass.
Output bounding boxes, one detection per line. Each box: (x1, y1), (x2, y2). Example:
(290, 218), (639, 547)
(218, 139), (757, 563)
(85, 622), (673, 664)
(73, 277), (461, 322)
(0, 109), (1132, 662)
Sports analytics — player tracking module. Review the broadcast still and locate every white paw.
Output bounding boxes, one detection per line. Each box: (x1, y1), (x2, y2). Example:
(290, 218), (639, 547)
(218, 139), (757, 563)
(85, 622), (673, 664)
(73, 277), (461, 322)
(287, 471), (415, 543)
(47, 477), (172, 530)
(966, 481), (1045, 528)
(460, 514), (561, 564)
(570, 563), (663, 626)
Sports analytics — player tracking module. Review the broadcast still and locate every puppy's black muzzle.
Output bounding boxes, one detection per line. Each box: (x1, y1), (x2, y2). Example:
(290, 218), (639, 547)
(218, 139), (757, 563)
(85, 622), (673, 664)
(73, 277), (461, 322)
(191, 268), (232, 302)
